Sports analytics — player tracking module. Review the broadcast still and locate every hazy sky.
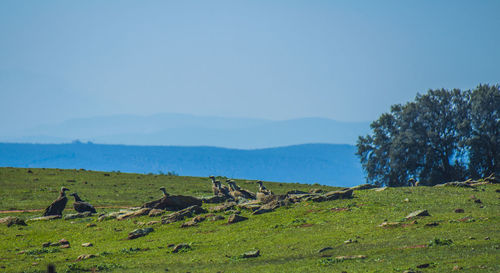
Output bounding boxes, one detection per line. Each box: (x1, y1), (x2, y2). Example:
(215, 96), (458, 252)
(1, 0), (499, 133)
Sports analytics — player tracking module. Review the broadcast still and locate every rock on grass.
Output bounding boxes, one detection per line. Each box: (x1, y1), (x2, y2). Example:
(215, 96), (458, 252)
(241, 249), (260, 258)
(76, 254), (97, 261)
(227, 214), (248, 224)
(0, 216), (27, 227)
(172, 243), (191, 253)
(128, 227), (154, 239)
(405, 210), (430, 220)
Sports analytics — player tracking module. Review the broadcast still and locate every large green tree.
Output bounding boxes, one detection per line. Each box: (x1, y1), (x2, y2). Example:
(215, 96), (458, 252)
(357, 84), (498, 186)
(467, 84), (500, 178)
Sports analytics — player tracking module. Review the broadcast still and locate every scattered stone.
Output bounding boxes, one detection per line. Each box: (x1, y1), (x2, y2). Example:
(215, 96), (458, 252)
(401, 220), (418, 227)
(253, 208), (274, 215)
(417, 263), (430, 268)
(344, 239), (358, 244)
(0, 216), (27, 227)
(227, 214), (248, 224)
(148, 209), (165, 217)
(172, 243), (191, 253)
(86, 223), (97, 228)
(485, 237), (490, 240)
(378, 222), (401, 228)
(318, 247), (333, 253)
(454, 208), (464, 213)
(59, 239), (70, 246)
(309, 188), (325, 194)
(64, 211), (93, 220)
(117, 208), (152, 220)
(322, 189), (354, 201)
(452, 265), (463, 271)
(76, 254), (96, 261)
(374, 187), (387, 192)
(60, 244), (71, 249)
(258, 195), (292, 210)
(335, 255), (366, 261)
(181, 215), (206, 228)
(128, 227), (154, 239)
(162, 205), (207, 224)
(435, 182), (475, 188)
(147, 221), (161, 225)
(98, 211), (126, 221)
(209, 215), (225, 221)
(209, 202), (237, 213)
(405, 210), (430, 220)
(241, 249), (260, 258)
(403, 198), (410, 202)
(81, 243), (93, 247)
(28, 215), (61, 221)
(474, 199), (482, 204)
(224, 209), (240, 215)
(350, 184), (377, 190)
(238, 203), (262, 211)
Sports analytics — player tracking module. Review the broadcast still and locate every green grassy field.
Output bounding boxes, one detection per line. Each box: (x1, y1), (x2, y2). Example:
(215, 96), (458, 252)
(0, 167), (499, 272)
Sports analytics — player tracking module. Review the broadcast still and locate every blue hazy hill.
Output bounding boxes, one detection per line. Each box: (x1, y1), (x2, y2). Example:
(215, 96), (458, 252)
(0, 142), (364, 187)
(0, 114), (370, 149)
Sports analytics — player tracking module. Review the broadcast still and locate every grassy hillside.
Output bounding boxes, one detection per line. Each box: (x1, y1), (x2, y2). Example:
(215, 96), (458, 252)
(0, 167), (499, 272)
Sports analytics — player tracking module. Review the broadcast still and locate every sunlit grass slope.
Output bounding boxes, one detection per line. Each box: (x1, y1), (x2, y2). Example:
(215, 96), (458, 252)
(0, 167), (499, 272)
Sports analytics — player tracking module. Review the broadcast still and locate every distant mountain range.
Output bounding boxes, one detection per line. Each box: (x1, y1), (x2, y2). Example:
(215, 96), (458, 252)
(0, 113), (370, 149)
(0, 142), (365, 187)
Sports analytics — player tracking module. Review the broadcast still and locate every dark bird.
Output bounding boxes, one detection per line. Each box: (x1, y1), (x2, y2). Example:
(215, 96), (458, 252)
(69, 192), (97, 213)
(227, 180), (256, 200)
(43, 187), (69, 216)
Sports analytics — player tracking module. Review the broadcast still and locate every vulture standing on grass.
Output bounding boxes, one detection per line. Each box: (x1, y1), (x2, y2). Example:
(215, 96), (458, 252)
(210, 176), (220, 195)
(69, 192), (97, 213)
(142, 186), (202, 210)
(210, 176), (231, 198)
(227, 180), (256, 200)
(142, 187), (169, 208)
(256, 180), (273, 201)
(43, 187), (70, 216)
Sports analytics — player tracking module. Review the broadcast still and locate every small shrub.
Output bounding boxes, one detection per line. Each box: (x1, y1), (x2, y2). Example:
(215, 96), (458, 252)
(428, 238), (453, 246)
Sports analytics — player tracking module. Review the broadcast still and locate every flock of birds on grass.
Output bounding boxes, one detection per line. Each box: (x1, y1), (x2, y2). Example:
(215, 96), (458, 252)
(42, 176), (273, 217)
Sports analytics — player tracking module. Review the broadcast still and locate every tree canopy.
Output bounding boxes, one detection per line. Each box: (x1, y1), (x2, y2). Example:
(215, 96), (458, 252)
(356, 84), (499, 186)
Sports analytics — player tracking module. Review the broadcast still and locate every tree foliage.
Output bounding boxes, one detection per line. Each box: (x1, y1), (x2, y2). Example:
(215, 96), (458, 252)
(357, 84), (499, 186)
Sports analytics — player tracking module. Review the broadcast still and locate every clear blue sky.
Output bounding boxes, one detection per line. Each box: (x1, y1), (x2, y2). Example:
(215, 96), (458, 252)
(1, 0), (499, 133)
